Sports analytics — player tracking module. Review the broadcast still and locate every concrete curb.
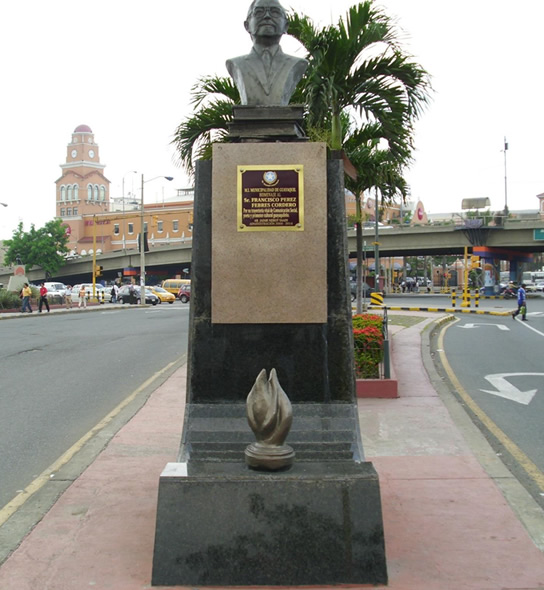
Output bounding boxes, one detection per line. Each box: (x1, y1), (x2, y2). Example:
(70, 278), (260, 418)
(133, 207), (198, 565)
(0, 303), (152, 320)
(366, 305), (510, 316)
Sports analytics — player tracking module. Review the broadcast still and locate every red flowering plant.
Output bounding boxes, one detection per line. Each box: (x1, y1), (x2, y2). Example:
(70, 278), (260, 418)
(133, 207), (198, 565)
(352, 314), (384, 379)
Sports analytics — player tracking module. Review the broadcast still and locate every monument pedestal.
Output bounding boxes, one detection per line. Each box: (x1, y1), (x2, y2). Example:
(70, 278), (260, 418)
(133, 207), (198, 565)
(228, 105), (306, 142)
(152, 461), (386, 587)
(151, 142), (387, 586)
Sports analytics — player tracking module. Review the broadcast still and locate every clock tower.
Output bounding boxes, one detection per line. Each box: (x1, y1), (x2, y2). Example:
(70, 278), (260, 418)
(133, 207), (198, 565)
(55, 124), (111, 253)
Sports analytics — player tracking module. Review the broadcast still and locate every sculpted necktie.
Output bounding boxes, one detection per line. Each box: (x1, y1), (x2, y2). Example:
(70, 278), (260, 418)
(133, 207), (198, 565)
(262, 50), (272, 75)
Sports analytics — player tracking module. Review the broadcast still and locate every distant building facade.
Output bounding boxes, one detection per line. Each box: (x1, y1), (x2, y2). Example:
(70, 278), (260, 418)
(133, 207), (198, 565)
(55, 125), (194, 256)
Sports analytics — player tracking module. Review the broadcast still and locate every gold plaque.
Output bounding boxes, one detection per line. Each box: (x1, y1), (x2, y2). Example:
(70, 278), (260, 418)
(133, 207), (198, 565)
(237, 165), (304, 231)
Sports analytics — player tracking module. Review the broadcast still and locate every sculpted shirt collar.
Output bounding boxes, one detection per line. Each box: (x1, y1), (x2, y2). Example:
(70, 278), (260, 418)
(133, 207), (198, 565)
(251, 43), (282, 62)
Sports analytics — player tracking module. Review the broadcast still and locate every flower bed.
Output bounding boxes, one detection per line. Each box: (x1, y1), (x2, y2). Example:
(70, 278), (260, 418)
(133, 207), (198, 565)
(353, 313), (398, 398)
(352, 314), (384, 379)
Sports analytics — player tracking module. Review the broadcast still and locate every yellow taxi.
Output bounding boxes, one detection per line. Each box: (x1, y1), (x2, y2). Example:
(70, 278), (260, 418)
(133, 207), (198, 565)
(149, 286), (176, 304)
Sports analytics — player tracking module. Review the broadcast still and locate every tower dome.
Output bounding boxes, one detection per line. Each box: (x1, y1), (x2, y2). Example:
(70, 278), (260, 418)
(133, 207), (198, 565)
(74, 124), (92, 133)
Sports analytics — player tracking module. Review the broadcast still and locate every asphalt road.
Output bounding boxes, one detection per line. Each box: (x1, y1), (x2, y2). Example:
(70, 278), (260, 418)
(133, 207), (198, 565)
(437, 301), (544, 507)
(0, 304), (190, 509)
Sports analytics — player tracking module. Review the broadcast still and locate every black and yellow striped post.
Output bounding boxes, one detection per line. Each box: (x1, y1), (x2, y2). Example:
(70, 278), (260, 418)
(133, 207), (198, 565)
(370, 291), (384, 307)
(451, 289), (456, 308)
(474, 289), (480, 308)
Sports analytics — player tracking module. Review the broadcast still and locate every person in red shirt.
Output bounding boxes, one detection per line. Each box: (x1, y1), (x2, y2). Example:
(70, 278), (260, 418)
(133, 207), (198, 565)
(38, 282), (50, 313)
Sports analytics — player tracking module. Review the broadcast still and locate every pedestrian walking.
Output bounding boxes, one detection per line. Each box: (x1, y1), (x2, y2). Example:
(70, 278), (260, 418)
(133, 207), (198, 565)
(110, 283), (118, 303)
(512, 283), (527, 321)
(38, 282), (50, 313)
(20, 283), (33, 313)
(78, 285), (87, 308)
(65, 285), (73, 309)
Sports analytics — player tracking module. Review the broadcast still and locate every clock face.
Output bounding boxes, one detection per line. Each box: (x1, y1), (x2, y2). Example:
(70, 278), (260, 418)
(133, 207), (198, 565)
(88, 150), (95, 158)
(71, 149), (77, 158)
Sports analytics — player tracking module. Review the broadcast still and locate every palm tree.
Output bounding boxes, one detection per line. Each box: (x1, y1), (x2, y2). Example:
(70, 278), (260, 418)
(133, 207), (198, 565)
(343, 125), (410, 312)
(288, 2), (431, 155)
(172, 76), (239, 176)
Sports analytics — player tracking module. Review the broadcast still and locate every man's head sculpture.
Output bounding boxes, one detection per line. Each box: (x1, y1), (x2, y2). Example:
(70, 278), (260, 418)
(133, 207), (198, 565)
(244, 0), (288, 43)
(226, 0), (308, 106)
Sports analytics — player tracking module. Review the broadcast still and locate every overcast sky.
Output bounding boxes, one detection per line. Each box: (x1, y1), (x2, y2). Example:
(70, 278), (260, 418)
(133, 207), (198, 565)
(1, 0), (543, 239)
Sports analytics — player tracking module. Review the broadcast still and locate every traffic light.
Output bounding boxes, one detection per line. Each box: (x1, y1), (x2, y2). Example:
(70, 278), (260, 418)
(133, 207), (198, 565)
(470, 255), (480, 268)
(152, 215), (159, 227)
(95, 265), (103, 277)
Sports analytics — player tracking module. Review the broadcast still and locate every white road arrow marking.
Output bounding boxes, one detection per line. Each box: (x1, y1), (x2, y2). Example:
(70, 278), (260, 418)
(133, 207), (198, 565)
(480, 373), (543, 404)
(458, 323), (510, 331)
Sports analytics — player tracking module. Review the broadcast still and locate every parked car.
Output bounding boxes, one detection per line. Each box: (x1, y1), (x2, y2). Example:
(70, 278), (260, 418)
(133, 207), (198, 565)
(161, 278), (191, 296)
(350, 281), (378, 301)
(71, 283), (111, 304)
(149, 286), (176, 304)
(117, 285), (159, 305)
(535, 281), (544, 292)
(524, 282), (537, 293)
(44, 282), (67, 298)
(177, 283), (191, 303)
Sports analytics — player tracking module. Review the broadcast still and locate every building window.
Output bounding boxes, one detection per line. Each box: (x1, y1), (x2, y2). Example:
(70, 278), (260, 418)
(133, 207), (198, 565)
(67, 185), (73, 201)
(60, 208), (65, 216)
(128, 223), (134, 234)
(172, 220), (179, 232)
(114, 224), (119, 235)
(74, 184), (79, 200)
(67, 208), (72, 216)
(88, 184), (93, 200)
(144, 222), (148, 233)
(73, 207), (78, 216)
(100, 185), (106, 201)
(60, 186), (66, 201)
(93, 185), (99, 201)
(157, 221), (163, 233)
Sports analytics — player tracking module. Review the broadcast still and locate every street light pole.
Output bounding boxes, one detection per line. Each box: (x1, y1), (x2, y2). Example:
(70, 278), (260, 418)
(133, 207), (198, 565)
(122, 171), (137, 251)
(140, 174), (145, 304)
(503, 137), (509, 217)
(139, 175), (174, 305)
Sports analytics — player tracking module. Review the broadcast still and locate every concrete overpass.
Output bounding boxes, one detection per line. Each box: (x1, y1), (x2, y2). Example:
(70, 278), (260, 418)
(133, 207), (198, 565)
(347, 219), (544, 258)
(2, 219), (543, 285)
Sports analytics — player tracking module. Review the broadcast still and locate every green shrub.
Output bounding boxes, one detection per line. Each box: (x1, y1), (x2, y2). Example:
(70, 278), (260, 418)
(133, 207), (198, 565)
(0, 289), (23, 310)
(352, 314), (384, 378)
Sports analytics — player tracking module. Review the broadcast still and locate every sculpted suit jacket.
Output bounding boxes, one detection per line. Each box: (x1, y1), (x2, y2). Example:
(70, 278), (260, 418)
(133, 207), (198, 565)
(226, 46), (308, 106)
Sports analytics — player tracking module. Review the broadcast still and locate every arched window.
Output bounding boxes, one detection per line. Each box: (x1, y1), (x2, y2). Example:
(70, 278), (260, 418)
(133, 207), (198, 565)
(88, 184), (93, 200)
(93, 185), (99, 200)
(60, 186), (66, 201)
(100, 185), (106, 201)
(67, 185), (73, 201)
(73, 184), (79, 200)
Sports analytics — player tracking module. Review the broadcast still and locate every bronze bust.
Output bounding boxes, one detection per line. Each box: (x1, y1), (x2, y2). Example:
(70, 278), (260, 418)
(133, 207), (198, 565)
(226, 0), (308, 106)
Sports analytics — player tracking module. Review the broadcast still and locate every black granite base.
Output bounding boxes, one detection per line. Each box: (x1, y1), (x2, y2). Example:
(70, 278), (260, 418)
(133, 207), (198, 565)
(151, 461), (387, 587)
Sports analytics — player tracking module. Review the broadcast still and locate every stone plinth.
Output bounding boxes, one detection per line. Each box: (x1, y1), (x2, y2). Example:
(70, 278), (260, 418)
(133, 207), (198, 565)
(228, 105), (306, 142)
(152, 461), (387, 587)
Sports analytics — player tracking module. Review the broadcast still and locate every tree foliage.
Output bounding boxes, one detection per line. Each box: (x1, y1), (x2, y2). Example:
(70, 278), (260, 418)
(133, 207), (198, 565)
(288, 2), (431, 153)
(3, 219), (70, 276)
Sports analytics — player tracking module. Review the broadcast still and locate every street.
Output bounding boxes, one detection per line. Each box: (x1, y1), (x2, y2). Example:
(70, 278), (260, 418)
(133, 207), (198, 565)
(434, 301), (544, 508)
(0, 305), (189, 510)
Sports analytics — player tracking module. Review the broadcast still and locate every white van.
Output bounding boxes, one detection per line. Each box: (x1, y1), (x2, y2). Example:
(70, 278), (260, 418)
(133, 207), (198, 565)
(44, 282), (67, 297)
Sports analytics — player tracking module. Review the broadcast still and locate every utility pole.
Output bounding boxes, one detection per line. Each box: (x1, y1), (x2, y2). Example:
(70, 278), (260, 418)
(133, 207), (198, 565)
(503, 137), (509, 217)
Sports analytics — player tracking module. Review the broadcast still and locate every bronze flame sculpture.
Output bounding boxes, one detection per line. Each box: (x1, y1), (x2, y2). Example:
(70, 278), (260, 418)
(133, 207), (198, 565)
(245, 368), (295, 470)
